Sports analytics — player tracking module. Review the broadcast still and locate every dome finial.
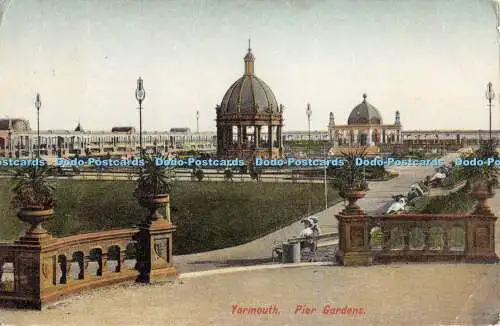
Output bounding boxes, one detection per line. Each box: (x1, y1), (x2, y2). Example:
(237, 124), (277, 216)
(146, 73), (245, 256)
(244, 39), (255, 75)
(362, 93), (367, 101)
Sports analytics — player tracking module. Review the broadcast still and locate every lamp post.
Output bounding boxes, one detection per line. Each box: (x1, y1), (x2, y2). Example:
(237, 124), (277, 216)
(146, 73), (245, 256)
(135, 77), (146, 157)
(196, 110), (199, 133)
(486, 82), (495, 141)
(35, 93), (41, 160)
(306, 103), (312, 156)
(491, 0), (500, 128)
(7, 128), (11, 158)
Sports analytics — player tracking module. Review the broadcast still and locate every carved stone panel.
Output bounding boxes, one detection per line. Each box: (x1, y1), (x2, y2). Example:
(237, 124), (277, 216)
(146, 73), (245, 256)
(151, 237), (169, 269)
(350, 226), (365, 249)
(16, 254), (39, 295)
(474, 226), (490, 250)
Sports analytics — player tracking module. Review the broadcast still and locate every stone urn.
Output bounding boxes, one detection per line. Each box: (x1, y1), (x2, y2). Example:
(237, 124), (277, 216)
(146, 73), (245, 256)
(344, 190), (366, 210)
(138, 194), (169, 222)
(17, 207), (54, 242)
(471, 182), (493, 215)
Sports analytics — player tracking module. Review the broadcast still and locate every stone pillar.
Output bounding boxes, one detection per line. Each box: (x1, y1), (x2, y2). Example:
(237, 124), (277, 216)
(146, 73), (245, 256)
(367, 128), (372, 146)
(335, 194), (373, 266)
(465, 182), (499, 262)
(134, 195), (177, 283)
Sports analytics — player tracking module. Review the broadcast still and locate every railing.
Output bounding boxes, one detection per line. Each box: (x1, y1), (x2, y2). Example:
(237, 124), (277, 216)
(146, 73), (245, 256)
(336, 182), (499, 266)
(0, 197), (177, 309)
(369, 214), (469, 263)
(0, 229), (139, 306)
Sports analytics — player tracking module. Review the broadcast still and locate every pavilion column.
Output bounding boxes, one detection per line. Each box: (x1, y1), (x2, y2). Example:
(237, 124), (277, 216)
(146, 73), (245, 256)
(242, 126), (247, 148)
(253, 126), (258, 147)
(367, 128), (372, 146)
(226, 126), (231, 148)
(277, 126), (282, 148)
(257, 126), (261, 148)
(268, 125), (273, 149)
(237, 125), (242, 146)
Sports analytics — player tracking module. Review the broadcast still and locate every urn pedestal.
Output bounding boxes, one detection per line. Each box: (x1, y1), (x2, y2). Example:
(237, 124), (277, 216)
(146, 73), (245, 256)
(466, 182), (499, 262)
(135, 194), (177, 283)
(336, 192), (373, 266)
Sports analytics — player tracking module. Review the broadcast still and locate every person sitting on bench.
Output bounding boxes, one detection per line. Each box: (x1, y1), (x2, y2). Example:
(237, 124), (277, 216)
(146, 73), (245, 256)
(299, 217), (320, 252)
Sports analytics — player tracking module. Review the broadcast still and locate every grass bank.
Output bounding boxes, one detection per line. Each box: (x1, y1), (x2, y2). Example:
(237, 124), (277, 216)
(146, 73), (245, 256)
(411, 187), (475, 214)
(0, 180), (341, 254)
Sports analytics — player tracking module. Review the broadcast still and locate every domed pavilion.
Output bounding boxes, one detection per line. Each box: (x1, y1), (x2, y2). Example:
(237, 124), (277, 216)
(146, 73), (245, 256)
(328, 94), (402, 153)
(215, 41), (284, 160)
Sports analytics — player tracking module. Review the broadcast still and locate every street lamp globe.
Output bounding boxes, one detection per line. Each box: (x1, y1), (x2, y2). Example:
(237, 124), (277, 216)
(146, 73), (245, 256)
(136, 77), (146, 103)
(35, 93), (41, 111)
(486, 82), (496, 141)
(486, 82), (496, 101)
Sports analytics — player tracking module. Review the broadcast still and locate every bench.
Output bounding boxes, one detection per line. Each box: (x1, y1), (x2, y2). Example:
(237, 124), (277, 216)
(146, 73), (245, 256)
(272, 232), (339, 262)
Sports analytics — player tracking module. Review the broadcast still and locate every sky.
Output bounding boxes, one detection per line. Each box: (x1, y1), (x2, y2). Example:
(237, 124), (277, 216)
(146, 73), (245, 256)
(0, 0), (498, 132)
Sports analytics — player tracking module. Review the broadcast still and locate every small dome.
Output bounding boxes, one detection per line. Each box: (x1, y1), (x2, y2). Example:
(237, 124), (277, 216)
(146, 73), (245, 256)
(220, 45), (279, 114)
(347, 94), (383, 125)
(221, 76), (279, 114)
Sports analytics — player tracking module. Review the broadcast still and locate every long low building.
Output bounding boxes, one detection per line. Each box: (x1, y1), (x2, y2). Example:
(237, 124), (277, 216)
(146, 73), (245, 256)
(0, 118), (497, 158)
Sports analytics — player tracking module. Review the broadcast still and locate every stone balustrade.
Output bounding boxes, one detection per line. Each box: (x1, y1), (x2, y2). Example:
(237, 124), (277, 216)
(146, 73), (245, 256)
(0, 196), (176, 309)
(336, 182), (499, 266)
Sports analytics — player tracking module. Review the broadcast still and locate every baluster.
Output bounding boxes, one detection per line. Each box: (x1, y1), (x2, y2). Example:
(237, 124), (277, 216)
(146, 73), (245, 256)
(403, 224), (410, 251)
(382, 223), (391, 252)
(422, 225), (430, 252)
(443, 224), (450, 252)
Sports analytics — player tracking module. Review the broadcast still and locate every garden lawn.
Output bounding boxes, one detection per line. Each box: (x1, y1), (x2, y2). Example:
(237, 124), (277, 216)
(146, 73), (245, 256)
(0, 180), (340, 254)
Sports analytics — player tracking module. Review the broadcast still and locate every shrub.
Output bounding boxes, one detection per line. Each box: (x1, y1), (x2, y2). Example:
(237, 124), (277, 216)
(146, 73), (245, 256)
(10, 166), (56, 210)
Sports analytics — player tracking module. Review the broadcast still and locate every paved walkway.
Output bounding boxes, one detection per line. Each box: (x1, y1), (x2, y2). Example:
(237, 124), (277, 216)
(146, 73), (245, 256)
(1, 263), (498, 325)
(173, 154), (458, 272)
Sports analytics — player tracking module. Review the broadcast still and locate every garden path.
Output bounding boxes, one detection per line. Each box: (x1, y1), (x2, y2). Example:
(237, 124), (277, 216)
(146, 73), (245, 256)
(173, 153), (460, 272)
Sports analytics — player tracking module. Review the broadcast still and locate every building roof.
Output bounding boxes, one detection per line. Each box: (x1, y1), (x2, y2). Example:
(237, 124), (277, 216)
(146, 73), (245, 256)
(75, 122), (84, 132)
(111, 126), (135, 133)
(347, 94), (383, 125)
(0, 118), (31, 132)
(220, 46), (279, 115)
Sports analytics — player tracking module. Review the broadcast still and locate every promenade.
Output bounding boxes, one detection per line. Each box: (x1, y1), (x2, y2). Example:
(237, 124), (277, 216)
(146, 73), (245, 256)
(2, 153), (499, 325)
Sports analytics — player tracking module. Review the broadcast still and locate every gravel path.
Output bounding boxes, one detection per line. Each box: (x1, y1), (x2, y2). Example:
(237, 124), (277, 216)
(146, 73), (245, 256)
(4, 153), (500, 325)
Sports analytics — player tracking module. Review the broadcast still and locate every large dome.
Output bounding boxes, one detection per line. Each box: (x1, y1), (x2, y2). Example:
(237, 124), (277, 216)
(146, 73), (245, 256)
(347, 94), (383, 125)
(220, 45), (279, 114)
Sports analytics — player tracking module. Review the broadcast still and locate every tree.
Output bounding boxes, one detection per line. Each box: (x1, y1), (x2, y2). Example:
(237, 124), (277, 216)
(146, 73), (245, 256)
(194, 168), (204, 182)
(248, 163), (261, 181)
(224, 168), (233, 182)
